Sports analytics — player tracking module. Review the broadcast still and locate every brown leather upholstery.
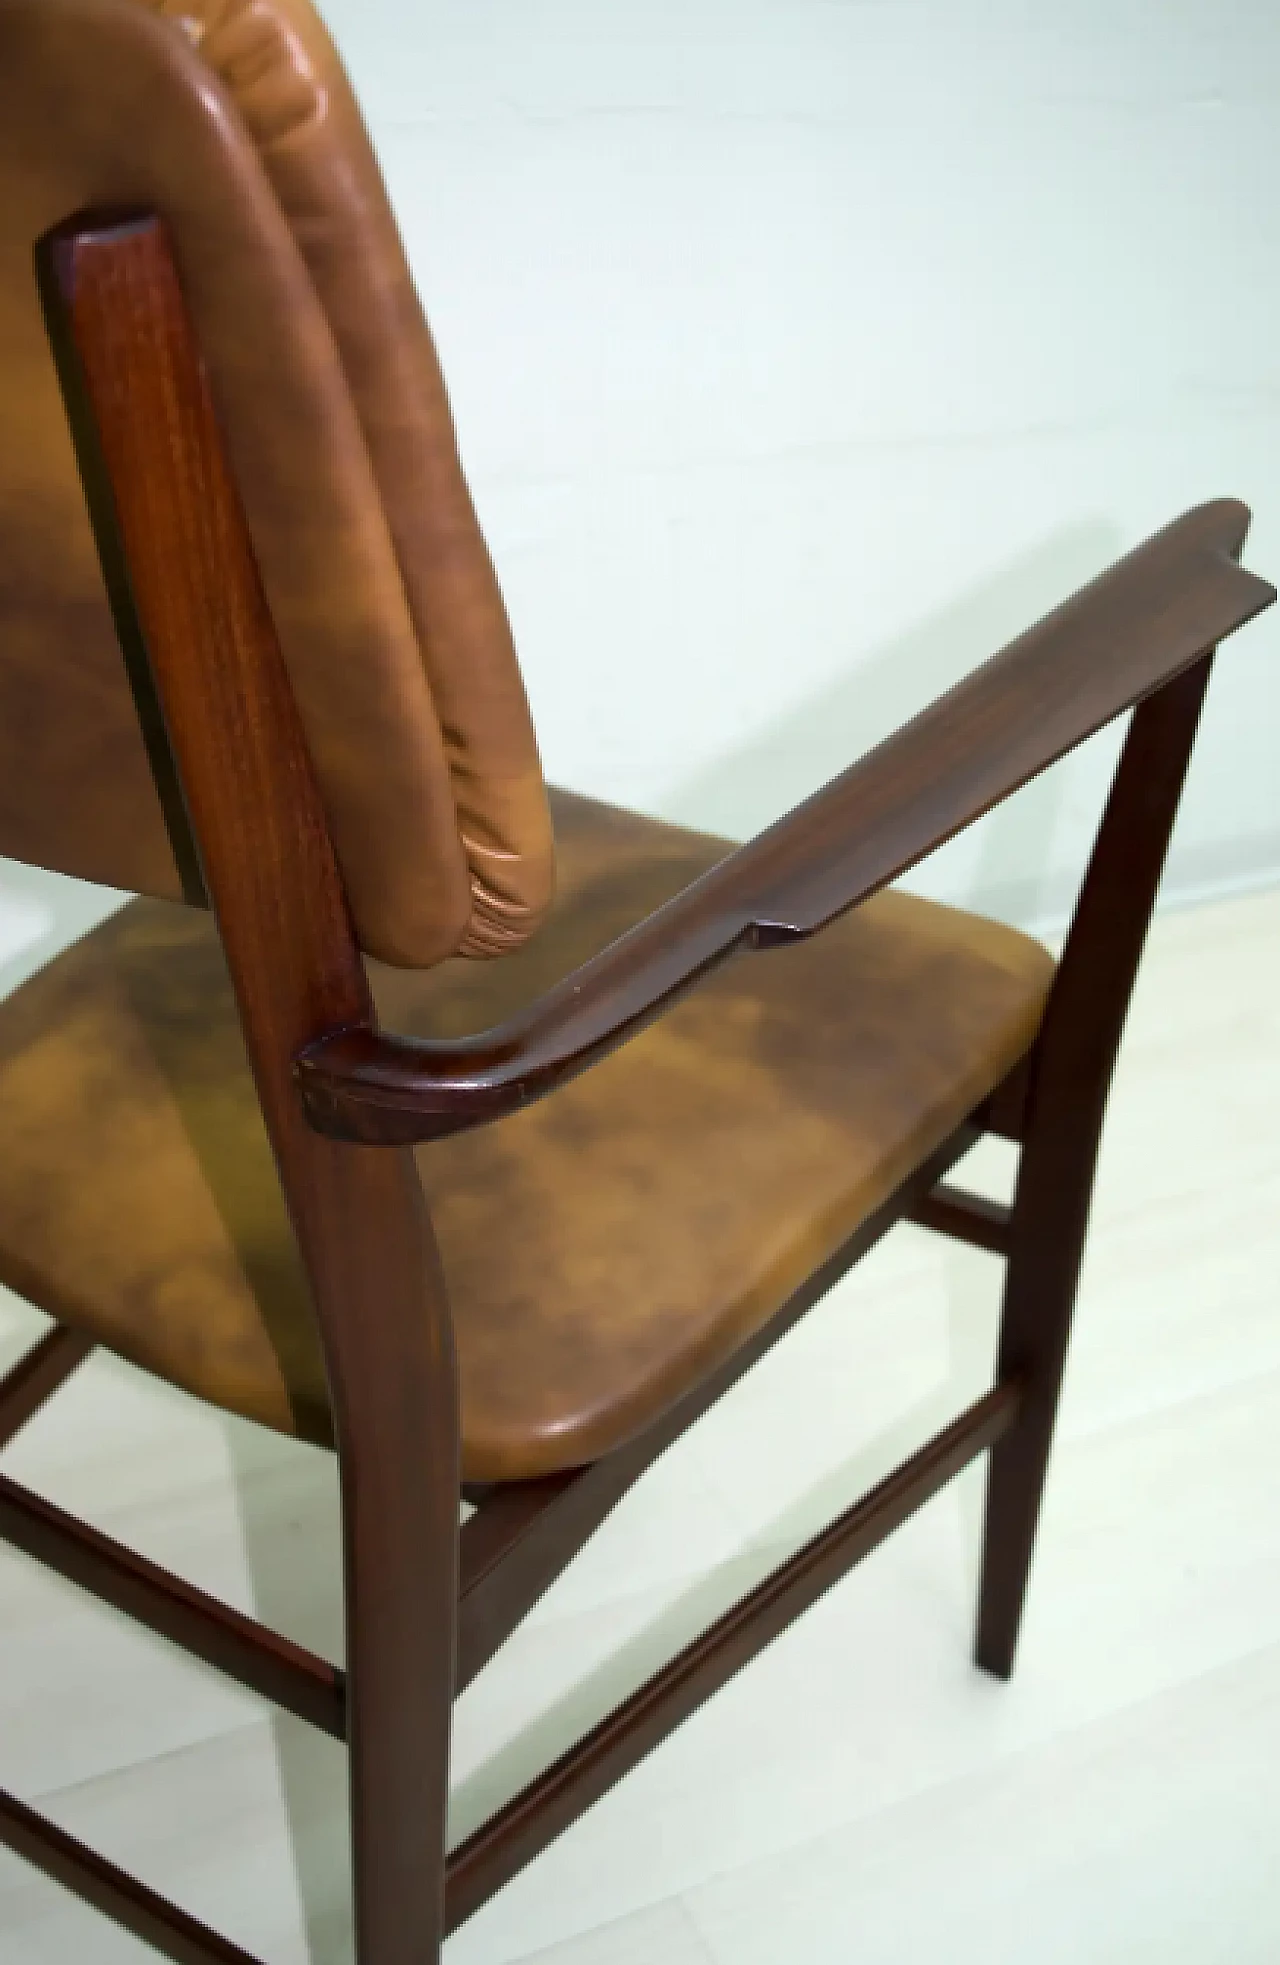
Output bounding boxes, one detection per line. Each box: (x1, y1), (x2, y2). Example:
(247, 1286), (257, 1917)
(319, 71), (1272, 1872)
(0, 791), (1055, 1482)
(0, 0), (551, 964)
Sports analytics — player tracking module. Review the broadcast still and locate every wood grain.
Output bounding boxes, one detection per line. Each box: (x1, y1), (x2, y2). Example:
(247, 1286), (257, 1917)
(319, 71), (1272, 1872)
(38, 210), (459, 1965)
(447, 1382), (1023, 1930)
(21, 200), (1272, 1965)
(296, 501), (1272, 1146)
(977, 655), (1217, 1677)
(0, 1468), (345, 1737)
(0, 1787), (261, 1965)
(456, 1116), (983, 1690)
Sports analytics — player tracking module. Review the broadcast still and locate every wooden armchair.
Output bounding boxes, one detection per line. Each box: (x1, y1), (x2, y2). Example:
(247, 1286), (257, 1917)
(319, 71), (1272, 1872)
(0, 2), (1272, 1960)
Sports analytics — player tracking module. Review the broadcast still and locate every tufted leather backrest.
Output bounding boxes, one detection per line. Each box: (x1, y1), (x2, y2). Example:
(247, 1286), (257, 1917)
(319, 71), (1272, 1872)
(0, 0), (552, 965)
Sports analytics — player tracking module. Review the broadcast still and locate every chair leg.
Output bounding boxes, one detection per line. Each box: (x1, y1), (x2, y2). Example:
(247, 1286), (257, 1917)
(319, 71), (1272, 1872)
(974, 1163), (1095, 1678)
(344, 1464), (457, 1965)
(974, 658), (1217, 1679)
(324, 1171), (461, 1965)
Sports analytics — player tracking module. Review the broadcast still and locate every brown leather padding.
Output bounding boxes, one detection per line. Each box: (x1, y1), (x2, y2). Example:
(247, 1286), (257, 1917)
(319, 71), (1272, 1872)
(0, 791), (1055, 1482)
(0, 0), (552, 964)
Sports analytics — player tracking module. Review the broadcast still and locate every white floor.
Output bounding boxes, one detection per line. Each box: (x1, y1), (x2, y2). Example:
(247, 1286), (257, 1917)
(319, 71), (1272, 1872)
(0, 889), (1276, 1963)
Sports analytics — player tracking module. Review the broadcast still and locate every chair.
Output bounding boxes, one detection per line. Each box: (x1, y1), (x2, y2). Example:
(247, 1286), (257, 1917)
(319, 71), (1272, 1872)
(0, 1), (1271, 1958)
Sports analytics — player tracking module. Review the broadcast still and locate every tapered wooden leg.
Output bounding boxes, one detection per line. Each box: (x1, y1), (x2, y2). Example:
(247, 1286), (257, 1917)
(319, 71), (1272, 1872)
(975, 656), (1215, 1677)
(325, 1156), (460, 1965)
(345, 1473), (457, 1965)
(341, 1371), (457, 1965)
(37, 212), (463, 1961)
(974, 1174), (1094, 1678)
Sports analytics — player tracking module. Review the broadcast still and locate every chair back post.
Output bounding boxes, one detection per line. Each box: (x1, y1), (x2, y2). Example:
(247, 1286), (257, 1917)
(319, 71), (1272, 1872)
(978, 644), (1217, 1676)
(37, 208), (458, 1964)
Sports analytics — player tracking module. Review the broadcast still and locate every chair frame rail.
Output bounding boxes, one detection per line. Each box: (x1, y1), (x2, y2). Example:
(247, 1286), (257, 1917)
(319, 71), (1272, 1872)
(0, 208), (1268, 1964)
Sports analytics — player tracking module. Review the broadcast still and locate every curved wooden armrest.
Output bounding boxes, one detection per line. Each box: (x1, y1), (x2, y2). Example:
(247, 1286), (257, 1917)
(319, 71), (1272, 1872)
(296, 499), (1273, 1145)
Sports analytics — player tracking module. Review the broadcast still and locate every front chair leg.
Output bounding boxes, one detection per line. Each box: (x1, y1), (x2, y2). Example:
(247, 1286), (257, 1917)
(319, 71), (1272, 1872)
(975, 653), (1216, 1678)
(328, 1165), (461, 1965)
(345, 1485), (457, 1965)
(975, 1147), (1096, 1678)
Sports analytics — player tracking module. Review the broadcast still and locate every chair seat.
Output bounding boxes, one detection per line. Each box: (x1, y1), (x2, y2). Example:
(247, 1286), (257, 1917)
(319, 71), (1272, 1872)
(0, 791), (1053, 1481)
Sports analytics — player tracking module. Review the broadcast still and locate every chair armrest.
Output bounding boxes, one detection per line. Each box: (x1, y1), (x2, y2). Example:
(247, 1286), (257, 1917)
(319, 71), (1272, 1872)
(296, 499), (1273, 1144)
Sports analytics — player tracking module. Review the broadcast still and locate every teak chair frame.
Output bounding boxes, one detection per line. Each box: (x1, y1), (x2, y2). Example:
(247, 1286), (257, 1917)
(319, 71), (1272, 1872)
(0, 209), (1270, 1965)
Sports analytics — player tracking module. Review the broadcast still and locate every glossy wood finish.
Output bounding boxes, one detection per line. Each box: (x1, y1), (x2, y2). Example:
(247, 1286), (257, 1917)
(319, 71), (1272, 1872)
(456, 1116), (984, 1690)
(976, 654), (1217, 1678)
(36, 211), (458, 1964)
(0, 1467), (345, 1736)
(32, 212), (210, 911)
(446, 1381), (1022, 1930)
(0, 1786), (260, 1965)
(0, 1324), (94, 1451)
(297, 503), (1269, 1148)
(0, 206), (1269, 1964)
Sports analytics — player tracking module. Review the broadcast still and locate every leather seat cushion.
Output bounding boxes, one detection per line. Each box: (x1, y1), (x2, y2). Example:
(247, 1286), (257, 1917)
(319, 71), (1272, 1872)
(0, 792), (1054, 1481)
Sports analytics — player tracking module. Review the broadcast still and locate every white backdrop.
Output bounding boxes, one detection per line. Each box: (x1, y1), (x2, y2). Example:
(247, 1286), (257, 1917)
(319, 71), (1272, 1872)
(3, 0), (1278, 982)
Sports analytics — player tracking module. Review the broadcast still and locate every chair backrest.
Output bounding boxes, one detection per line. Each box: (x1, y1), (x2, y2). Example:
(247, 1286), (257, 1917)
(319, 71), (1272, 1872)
(0, 0), (552, 966)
